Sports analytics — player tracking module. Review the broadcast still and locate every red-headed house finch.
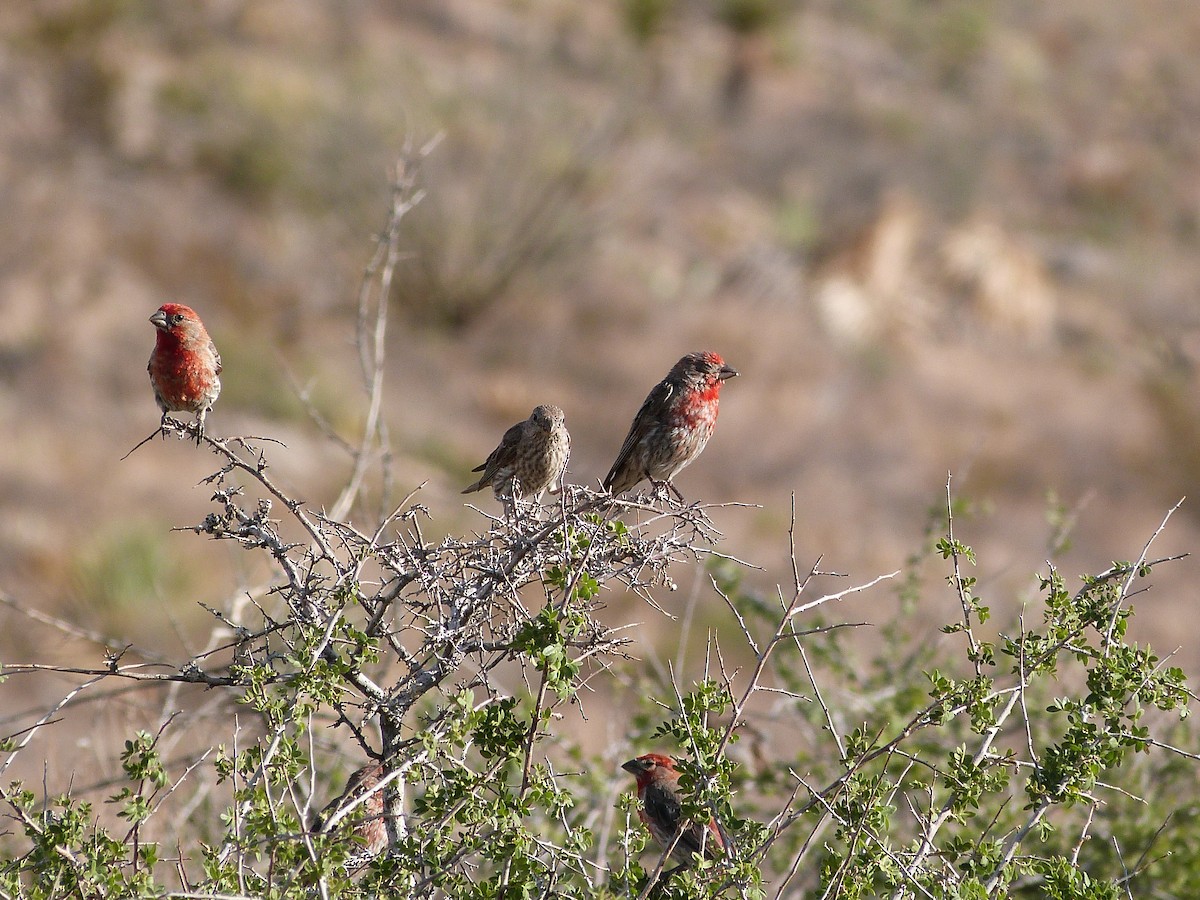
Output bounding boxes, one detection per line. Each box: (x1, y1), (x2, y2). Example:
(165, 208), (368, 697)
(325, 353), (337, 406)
(147, 303), (221, 440)
(312, 762), (389, 869)
(622, 753), (726, 867)
(603, 351), (737, 498)
(462, 404), (571, 508)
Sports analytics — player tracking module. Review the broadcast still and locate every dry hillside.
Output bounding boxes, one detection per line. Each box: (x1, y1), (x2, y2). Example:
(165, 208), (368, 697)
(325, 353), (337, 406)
(2, 0), (1200, 752)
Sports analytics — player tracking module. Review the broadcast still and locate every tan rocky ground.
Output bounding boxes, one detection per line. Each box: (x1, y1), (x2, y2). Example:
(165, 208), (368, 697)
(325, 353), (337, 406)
(2, 0), (1199, 786)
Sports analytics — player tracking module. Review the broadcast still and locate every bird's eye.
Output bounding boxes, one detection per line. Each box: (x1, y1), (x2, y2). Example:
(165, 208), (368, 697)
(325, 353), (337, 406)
(172, 314), (184, 324)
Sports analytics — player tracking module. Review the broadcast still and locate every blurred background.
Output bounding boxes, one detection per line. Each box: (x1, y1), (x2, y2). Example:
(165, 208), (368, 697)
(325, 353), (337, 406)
(2, 0), (1200, 736)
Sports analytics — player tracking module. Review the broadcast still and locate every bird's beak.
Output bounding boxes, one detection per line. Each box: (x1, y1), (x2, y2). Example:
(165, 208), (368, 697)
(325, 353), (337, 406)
(149, 310), (168, 329)
(620, 759), (640, 774)
(718, 364), (738, 381)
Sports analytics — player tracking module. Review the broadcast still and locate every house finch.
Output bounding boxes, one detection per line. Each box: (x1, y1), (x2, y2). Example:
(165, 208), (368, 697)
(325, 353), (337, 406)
(462, 404), (571, 505)
(147, 303), (221, 440)
(622, 753), (725, 865)
(312, 762), (388, 868)
(603, 351), (737, 498)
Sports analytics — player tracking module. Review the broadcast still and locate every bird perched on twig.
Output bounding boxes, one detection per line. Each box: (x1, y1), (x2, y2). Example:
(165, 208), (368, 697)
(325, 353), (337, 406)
(146, 303), (221, 441)
(312, 762), (389, 869)
(622, 753), (726, 868)
(603, 351), (737, 499)
(462, 404), (571, 508)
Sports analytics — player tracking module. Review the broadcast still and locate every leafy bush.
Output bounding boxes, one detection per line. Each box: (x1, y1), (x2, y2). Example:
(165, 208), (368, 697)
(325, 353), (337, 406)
(1, 155), (1196, 900)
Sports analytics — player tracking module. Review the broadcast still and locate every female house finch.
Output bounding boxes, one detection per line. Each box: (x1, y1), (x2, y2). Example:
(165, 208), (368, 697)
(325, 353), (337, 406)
(622, 753), (726, 865)
(312, 762), (388, 868)
(147, 303), (221, 440)
(603, 351), (737, 498)
(462, 404), (571, 505)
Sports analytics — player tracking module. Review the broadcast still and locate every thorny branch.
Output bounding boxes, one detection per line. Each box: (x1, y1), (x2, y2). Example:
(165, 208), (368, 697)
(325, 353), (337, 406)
(1, 141), (1195, 900)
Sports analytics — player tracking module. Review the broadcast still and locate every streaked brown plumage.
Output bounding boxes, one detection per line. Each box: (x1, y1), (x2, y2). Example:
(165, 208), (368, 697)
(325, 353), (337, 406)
(312, 762), (388, 869)
(462, 404), (571, 503)
(603, 352), (737, 497)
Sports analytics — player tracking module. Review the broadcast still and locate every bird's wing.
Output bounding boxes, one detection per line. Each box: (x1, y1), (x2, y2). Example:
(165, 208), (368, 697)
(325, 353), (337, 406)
(210, 340), (222, 376)
(469, 420), (524, 483)
(642, 780), (684, 835)
(313, 764), (383, 831)
(604, 381), (673, 487)
(643, 778), (722, 859)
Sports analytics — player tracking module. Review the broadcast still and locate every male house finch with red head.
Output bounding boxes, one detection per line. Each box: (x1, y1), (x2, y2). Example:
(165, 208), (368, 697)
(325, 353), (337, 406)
(622, 753), (726, 865)
(603, 351), (737, 498)
(462, 404), (571, 505)
(312, 762), (388, 868)
(147, 303), (221, 439)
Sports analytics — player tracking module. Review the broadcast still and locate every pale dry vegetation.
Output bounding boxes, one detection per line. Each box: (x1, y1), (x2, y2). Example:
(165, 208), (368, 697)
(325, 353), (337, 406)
(2, 2), (1200, 894)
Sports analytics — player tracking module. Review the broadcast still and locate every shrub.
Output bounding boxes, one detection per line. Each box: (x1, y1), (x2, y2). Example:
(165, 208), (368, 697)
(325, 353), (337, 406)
(1, 152), (1196, 900)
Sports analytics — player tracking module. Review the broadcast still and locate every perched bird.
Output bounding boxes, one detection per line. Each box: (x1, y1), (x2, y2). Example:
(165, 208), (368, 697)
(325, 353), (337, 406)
(622, 753), (725, 866)
(603, 351), (738, 498)
(462, 404), (571, 506)
(312, 762), (388, 868)
(147, 303), (222, 440)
